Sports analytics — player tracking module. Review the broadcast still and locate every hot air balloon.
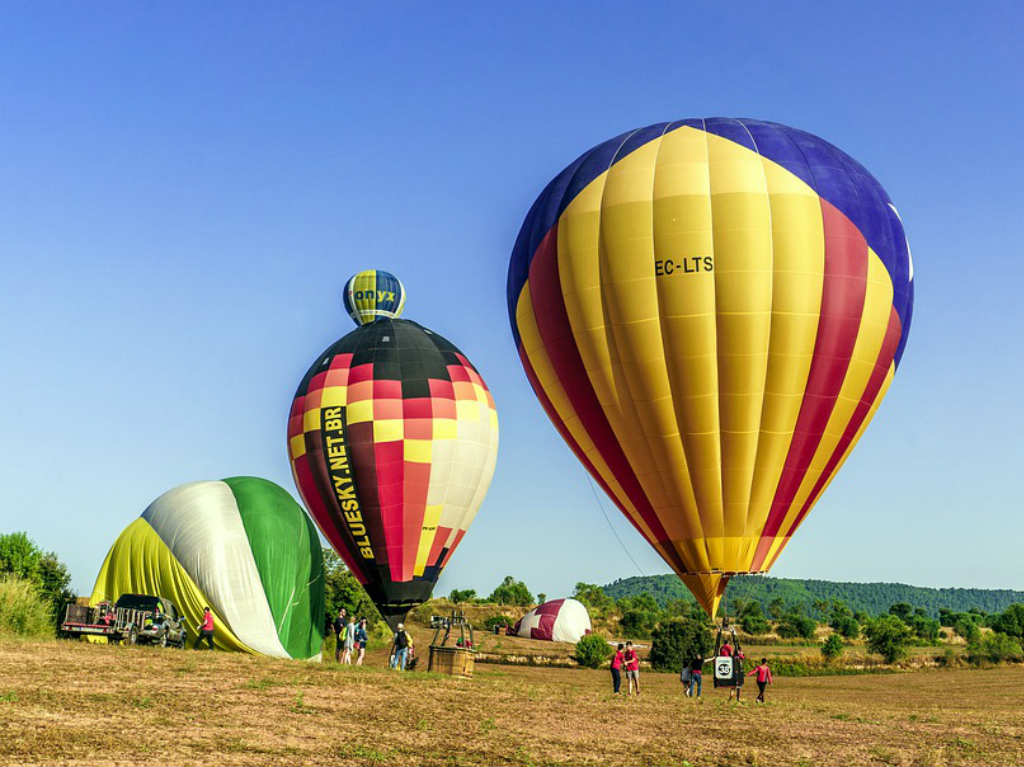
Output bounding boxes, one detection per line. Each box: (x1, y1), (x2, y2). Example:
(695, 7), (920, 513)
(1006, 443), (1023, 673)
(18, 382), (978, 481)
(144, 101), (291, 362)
(91, 477), (325, 659)
(512, 598), (593, 643)
(288, 274), (499, 628)
(343, 269), (407, 326)
(507, 118), (913, 616)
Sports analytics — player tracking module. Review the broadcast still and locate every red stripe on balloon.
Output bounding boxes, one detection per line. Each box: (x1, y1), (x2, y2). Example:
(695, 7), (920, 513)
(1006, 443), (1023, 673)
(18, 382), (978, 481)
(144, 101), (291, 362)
(523, 225), (688, 574)
(752, 198), (869, 571)
(292, 452), (367, 584)
(439, 529), (466, 568)
(517, 345), (647, 543)
(427, 526), (451, 569)
(780, 305), (903, 541)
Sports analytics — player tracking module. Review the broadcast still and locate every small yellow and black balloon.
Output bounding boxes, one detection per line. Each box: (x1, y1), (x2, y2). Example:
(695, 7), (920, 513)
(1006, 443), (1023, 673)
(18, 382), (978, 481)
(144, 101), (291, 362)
(289, 271), (498, 628)
(342, 269), (407, 326)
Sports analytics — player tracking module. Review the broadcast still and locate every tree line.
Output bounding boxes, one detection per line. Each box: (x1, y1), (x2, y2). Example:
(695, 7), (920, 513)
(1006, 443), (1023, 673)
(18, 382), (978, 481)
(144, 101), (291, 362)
(603, 574), (1024, 618)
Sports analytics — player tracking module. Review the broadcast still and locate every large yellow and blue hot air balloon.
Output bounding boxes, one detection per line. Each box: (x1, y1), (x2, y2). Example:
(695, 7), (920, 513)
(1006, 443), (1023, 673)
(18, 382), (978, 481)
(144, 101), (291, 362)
(507, 118), (914, 616)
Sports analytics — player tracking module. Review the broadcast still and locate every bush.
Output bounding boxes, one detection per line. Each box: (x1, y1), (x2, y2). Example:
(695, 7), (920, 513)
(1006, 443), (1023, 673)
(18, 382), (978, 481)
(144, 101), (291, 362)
(448, 589), (477, 604)
(991, 604), (1024, 641)
(0, 576), (53, 638)
(833, 615), (860, 639)
(741, 614), (770, 635)
(953, 616), (981, 643)
(619, 609), (656, 638)
(776, 613), (817, 639)
(574, 633), (612, 668)
(821, 634), (844, 662)
(966, 633), (1024, 666)
(865, 615), (914, 663)
(482, 615), (512, 632)
(648, 618), (712, 672)
(487, 576), (534, 606)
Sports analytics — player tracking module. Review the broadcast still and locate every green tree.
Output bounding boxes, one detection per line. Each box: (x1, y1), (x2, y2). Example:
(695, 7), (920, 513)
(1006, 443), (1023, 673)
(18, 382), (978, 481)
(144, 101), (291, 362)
(488, 576), (534, 606)
(865, 615), (914, 663)
(821, 633), (844, 662)
(322, 549), (381, 624)
(448, 589), (477, 603)
(649, 618), (712, 672)
(991, 604), (1024, 640)
(776, 612), (816, 640)
(953, 614), (981, 643)
(0, 532), (74, 623)
(741, 613), (770, 635)
(619, 609), (656, 638)
(768, 597), (785, 620)
(966, 633), (1024, 665)
(572, 582), (614, 614)
(536, 593), (547, 604)
(888, 602), (914, 621)
(908, 614), (940, 643)
(574, 634), (612, 668)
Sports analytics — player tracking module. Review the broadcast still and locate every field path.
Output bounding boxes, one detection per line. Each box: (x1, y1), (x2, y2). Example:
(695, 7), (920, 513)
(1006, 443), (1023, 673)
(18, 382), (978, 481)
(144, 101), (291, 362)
(1, 638), (1022, 765)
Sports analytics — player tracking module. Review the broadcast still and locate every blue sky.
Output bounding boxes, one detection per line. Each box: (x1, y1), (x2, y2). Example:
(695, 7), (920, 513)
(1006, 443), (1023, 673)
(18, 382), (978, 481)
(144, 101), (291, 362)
(1, 3), (1021, 597)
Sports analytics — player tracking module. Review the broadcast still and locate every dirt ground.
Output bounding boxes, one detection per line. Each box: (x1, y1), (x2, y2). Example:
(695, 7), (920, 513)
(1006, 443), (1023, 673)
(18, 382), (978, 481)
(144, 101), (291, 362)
(1, 637), (1022, 766)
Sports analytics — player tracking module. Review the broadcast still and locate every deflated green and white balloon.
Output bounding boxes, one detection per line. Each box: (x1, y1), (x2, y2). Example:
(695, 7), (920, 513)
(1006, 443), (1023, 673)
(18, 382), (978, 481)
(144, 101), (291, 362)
(91, 476), (325, 659)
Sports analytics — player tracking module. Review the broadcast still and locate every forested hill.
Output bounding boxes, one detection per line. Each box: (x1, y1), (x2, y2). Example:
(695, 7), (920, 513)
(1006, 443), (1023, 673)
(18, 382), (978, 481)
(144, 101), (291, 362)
(601, 574), (1024, 617)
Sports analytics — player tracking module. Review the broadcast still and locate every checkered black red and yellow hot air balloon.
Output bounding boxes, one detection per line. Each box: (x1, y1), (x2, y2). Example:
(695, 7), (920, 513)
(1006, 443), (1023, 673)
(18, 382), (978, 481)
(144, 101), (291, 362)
(288, 276), (498, 627)
(507, 118), (914, 616)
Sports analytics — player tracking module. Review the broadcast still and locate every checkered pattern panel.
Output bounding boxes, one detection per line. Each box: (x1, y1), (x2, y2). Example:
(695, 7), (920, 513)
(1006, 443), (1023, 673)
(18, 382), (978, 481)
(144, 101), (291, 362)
(288, 319), (498, 609)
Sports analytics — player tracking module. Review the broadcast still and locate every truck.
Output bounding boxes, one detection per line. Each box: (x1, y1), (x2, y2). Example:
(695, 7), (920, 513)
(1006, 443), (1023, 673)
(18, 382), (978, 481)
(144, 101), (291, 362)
(60, 593), (188, 648)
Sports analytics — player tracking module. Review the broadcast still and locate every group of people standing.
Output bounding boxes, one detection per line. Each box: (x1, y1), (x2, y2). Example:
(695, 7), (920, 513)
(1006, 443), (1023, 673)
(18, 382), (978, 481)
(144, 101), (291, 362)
(330, 608), (369, 665)
(608, 638), (775, 704)
(609, 641), (641, 695)
(680, 641), (774, 703)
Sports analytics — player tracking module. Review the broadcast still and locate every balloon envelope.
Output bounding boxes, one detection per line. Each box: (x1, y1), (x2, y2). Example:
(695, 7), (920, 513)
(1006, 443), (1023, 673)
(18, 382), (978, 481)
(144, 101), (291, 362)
(507, 118), (914, 616)
(288, 318), (499, 627)
(91, 477), (325, 659)
(343, 269), (407, 326)
(512, 598), (593, 643)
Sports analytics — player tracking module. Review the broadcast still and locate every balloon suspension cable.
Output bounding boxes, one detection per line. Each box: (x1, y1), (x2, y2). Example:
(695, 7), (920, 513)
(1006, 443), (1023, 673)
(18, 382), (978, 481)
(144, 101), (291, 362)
(584, 472), (646, 577)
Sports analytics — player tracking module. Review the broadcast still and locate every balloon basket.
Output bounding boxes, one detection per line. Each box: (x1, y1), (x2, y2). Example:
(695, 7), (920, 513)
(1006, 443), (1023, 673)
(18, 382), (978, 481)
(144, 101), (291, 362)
(428, 646), (474, 678)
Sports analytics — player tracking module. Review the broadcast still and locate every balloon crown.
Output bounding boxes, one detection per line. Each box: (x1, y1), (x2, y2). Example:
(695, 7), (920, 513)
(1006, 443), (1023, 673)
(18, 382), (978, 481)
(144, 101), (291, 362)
(342, 269), (407, 326)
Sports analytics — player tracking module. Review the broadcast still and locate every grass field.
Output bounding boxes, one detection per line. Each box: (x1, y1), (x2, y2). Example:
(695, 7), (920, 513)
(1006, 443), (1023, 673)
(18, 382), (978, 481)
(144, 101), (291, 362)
(1, 638), (1022, 766)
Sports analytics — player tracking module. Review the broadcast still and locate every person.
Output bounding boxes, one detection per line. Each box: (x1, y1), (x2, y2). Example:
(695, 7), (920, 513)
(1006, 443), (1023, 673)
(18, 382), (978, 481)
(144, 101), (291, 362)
(747, 658), (773, 703)
(623, 641), (640, 696)
(341, 616), (356, 664)
(610, 643), (624, 695)
(720, 639), (734, 657)
(354, 618), (368, 665)
(194, 607), (215, 650)
(728, 649), (746, 701)
(332, 608), (347, 662)
(687, 653), (708, 698)
(680, 662), (692, 696)
(391, 623), (412, 670)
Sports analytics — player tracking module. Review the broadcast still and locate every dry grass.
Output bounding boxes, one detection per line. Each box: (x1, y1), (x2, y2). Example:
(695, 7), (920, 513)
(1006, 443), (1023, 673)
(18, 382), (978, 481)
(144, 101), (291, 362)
(1, 636), (1022, 766)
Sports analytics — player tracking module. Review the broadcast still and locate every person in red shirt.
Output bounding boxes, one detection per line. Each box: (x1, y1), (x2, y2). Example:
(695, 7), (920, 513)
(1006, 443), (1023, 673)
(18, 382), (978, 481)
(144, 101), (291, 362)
(623, 641), (641, 696)
(719, 641), (733, 657)
(610, 643), (624, 695)
(193, 607), (215, 650)
(747, 658), (773, 703)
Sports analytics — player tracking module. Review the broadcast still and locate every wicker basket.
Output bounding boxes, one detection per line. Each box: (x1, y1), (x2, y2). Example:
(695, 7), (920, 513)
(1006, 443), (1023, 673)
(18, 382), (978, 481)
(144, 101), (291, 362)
(428, 646), (474, 677)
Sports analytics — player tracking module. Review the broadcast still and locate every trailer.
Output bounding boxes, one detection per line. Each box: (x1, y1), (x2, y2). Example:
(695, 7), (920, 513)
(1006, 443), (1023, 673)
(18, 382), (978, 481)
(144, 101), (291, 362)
(60, 594), (187, 647)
